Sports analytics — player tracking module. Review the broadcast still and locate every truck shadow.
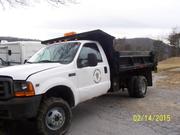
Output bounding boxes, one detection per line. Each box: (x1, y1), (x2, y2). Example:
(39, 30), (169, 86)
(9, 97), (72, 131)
(1, 120), (37, 135)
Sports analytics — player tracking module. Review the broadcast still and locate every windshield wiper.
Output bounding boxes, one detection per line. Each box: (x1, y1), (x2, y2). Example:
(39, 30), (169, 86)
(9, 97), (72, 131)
(38, 60), (62, 63)
(27, 60), (63, 63)
(38, 60), (54, 63)
(26, 61), (33, 64)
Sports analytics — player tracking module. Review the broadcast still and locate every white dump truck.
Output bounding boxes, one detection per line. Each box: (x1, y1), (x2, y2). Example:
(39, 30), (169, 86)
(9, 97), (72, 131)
(0, 41), (45, 67)
(0, 30), (157, 135)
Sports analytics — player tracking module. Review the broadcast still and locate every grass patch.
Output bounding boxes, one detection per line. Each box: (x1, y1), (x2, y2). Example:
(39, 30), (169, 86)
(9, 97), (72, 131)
(156, 57), (180, 88)
(158, 57), (180, 72)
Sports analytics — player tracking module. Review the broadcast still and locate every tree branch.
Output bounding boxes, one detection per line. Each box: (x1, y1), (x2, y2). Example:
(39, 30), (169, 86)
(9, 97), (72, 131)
(0, 0), (5, 9)
(0, 0), (76, 9)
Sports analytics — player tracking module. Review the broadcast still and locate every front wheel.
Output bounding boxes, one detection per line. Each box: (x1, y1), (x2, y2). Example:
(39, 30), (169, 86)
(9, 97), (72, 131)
(37, 98), (72, 135)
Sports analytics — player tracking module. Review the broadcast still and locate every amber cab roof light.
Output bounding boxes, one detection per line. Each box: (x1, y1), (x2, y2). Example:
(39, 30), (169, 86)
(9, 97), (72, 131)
(64, 32), (77, 37)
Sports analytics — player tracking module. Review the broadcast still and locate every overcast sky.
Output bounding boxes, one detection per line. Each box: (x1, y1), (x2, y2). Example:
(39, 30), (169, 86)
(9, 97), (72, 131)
(0, 0), (180, 40)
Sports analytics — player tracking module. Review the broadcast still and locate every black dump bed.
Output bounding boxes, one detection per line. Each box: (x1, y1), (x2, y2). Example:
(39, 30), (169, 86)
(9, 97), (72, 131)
(42, 29), (157, 75)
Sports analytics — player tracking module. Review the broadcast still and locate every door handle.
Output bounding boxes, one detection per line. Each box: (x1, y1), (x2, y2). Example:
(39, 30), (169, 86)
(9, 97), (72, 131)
(68, 73), (76, 77)
(104, 66), (108, 74)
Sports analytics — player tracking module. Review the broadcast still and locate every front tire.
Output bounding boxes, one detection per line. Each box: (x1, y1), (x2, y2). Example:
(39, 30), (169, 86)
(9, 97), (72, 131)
(37, 98), (72, 135)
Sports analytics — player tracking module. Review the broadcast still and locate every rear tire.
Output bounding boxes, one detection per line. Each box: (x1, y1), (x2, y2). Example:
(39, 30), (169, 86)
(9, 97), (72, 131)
(128, 76), (137, 97)
(128, 76), (147, 98)
(37, 97), (72, 135)
(134, 76), (147, 98)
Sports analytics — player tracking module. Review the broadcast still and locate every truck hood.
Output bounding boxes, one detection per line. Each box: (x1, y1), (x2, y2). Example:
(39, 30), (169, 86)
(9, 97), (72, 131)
(0, 63), (60, 80)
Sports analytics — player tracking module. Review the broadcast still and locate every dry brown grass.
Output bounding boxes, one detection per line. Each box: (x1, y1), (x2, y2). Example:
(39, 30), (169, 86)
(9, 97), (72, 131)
(158, 57), (180, 72)
(156, 57), (180, 89)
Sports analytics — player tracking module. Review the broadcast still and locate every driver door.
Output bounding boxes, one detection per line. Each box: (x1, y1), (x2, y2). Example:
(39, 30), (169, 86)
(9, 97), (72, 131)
(76, 43), (109, 103)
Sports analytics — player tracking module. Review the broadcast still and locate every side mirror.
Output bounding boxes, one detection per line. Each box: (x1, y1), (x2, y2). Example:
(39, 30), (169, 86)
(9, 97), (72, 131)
(24, 59), (27, 64)
(88, 53), (98, 67)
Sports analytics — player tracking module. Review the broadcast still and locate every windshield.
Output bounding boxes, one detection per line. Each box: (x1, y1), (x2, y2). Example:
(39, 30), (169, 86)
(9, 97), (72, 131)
(28, 42), (80, 64)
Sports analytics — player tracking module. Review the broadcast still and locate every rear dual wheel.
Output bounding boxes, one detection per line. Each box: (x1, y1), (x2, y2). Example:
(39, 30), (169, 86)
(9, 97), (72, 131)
(128, 76), (147, 98)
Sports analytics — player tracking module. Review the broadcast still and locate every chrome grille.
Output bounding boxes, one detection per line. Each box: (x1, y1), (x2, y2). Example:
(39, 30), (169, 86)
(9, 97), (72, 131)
(0, 77), (13, 99)
(0, 82), (5, 96)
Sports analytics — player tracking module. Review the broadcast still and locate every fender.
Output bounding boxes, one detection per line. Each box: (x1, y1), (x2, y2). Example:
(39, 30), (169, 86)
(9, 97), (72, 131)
(27, 76), (80, 106)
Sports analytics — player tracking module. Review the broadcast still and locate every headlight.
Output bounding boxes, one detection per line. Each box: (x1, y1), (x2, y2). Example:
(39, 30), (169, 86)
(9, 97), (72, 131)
(14, 81), (35, 97)
(14, 81), (27, 91)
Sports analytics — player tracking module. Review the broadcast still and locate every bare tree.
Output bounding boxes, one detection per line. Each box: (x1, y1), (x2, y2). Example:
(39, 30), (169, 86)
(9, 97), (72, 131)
(168, 27), (180, 48)
(0, 0), (76, 9)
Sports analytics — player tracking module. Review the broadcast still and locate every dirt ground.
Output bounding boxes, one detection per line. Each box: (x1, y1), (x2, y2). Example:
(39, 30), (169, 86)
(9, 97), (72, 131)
(1, 57), (180, 135)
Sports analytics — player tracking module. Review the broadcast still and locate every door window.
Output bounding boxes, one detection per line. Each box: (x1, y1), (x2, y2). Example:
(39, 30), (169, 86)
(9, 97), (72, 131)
(77, 43), (102, 68)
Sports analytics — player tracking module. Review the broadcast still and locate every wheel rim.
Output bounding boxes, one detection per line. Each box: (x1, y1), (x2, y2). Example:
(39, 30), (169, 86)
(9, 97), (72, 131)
(140, 79), (146, 94)
(45, 107), (65, 131)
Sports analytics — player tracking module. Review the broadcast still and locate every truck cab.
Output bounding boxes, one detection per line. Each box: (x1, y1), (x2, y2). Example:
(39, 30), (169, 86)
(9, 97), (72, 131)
(26, 40), (110, 104)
